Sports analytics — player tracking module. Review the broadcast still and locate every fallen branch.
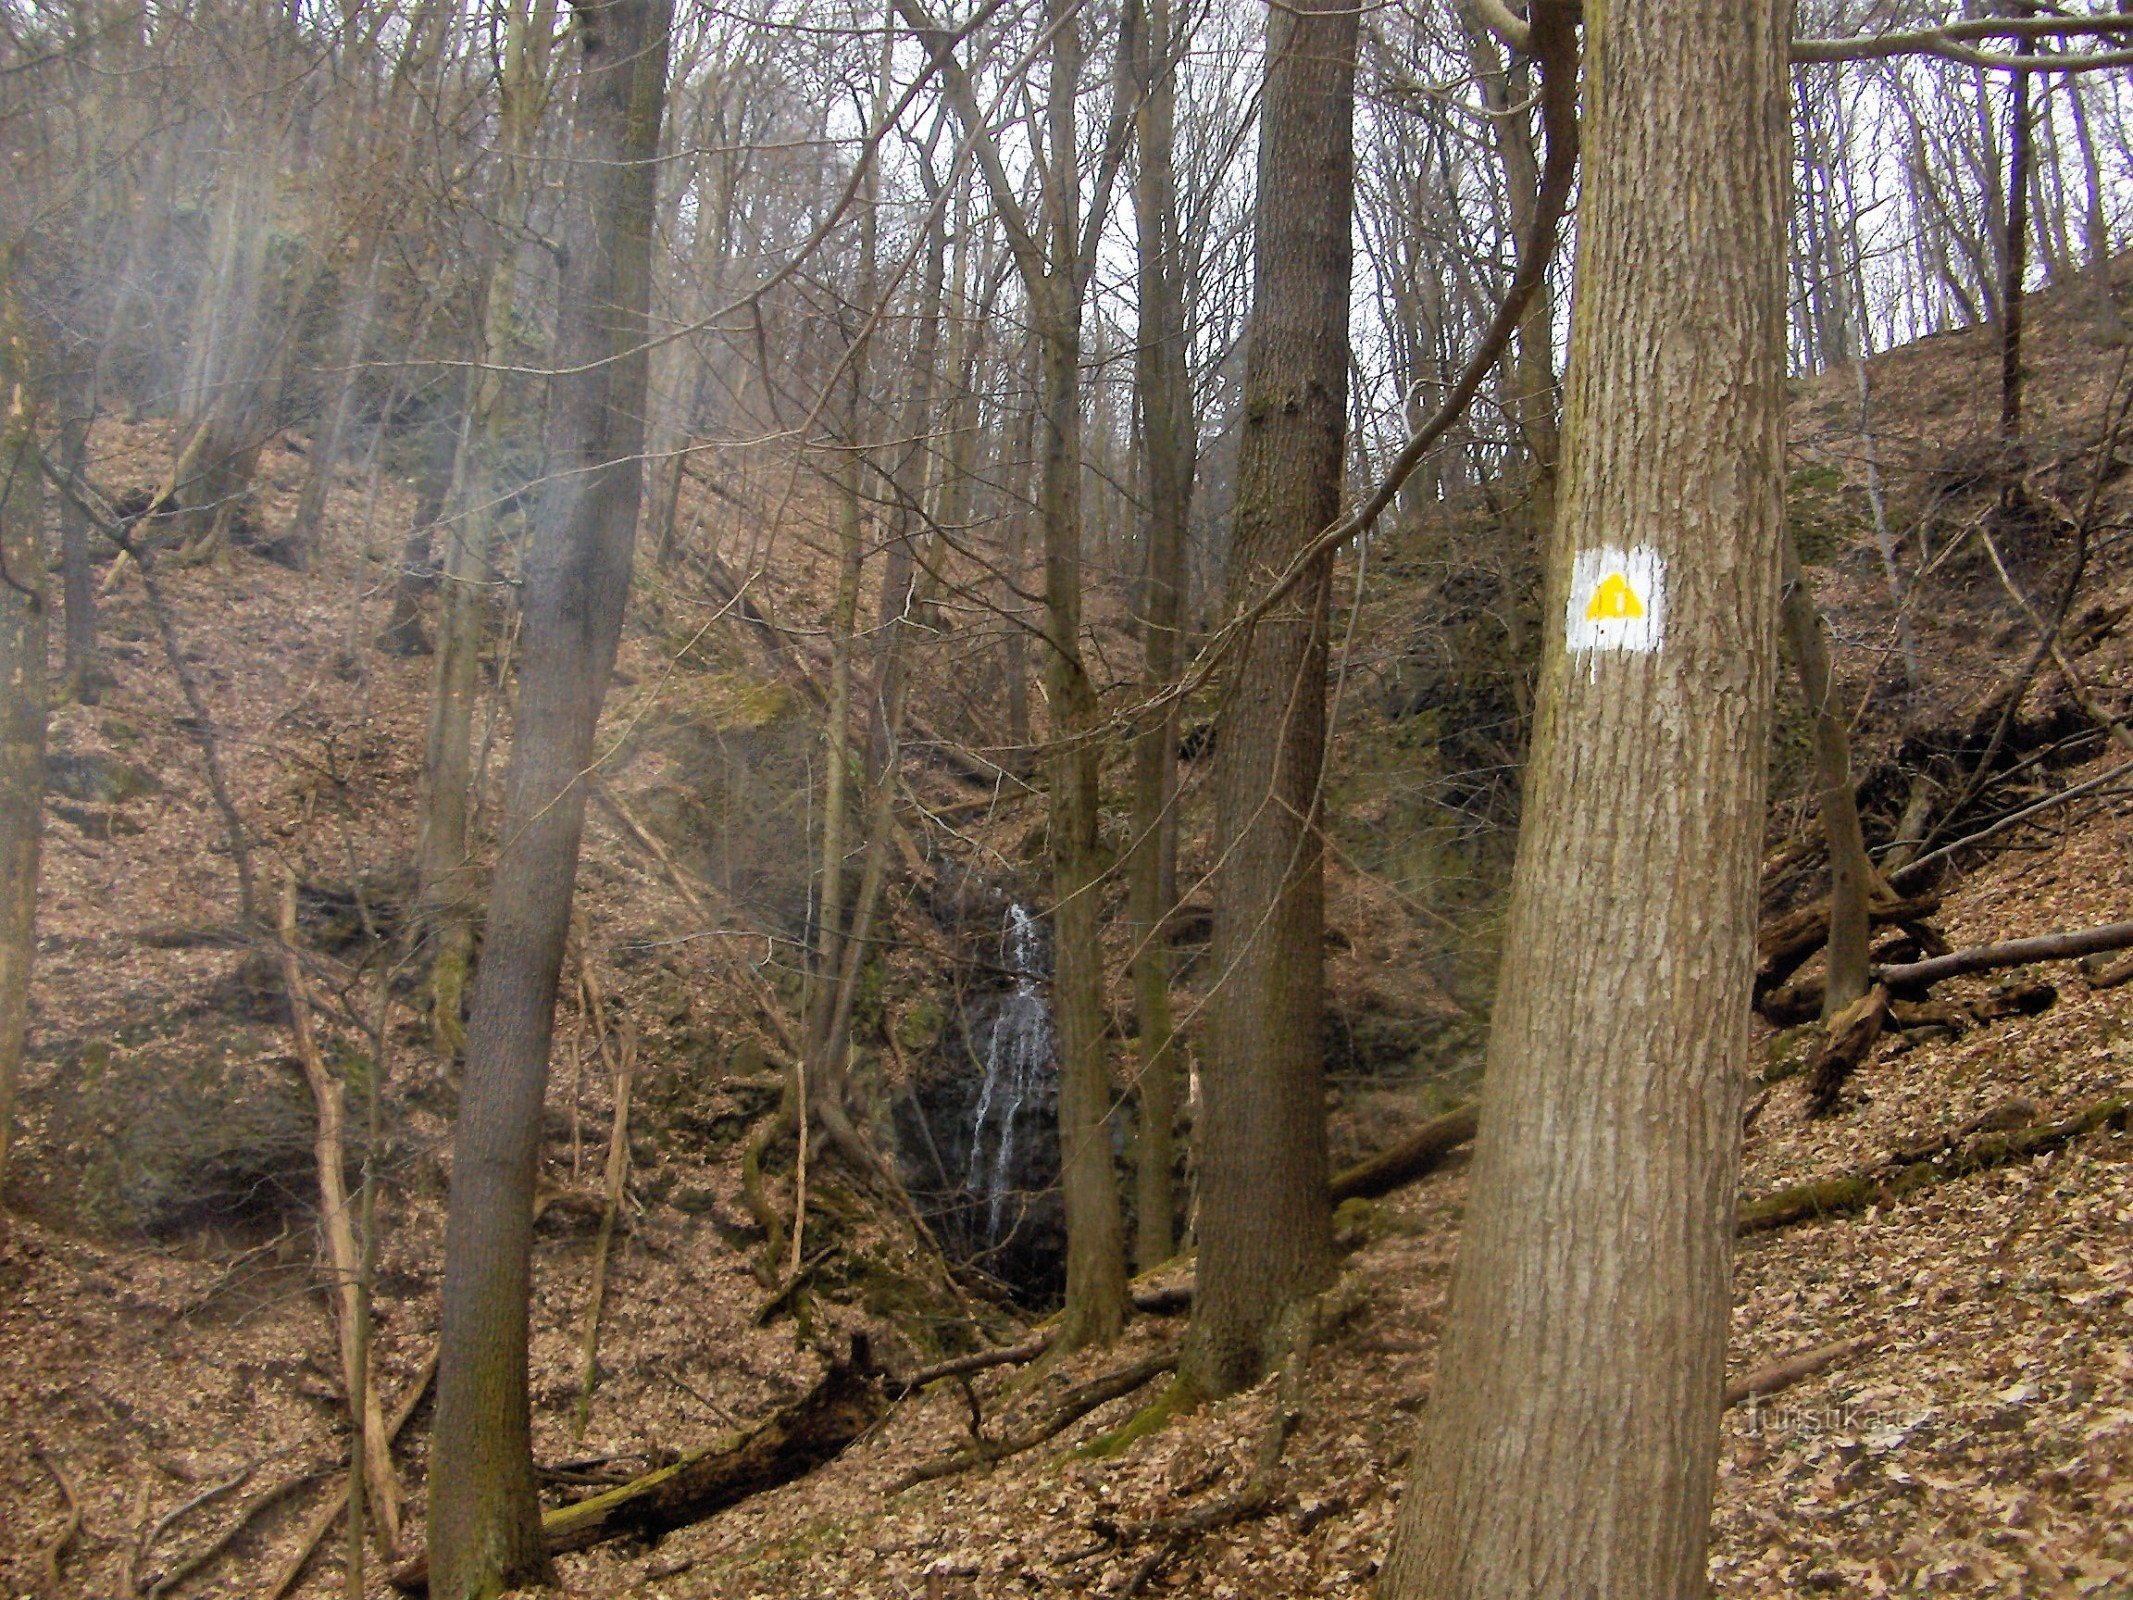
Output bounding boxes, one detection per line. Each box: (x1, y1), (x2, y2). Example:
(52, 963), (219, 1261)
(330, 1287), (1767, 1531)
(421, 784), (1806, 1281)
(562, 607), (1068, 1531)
(890, 1345), (1180, 1492)
(2085, 951), (2133, 990)
(1756, 892), (1940, 1000)
(274, 877), (401, 1549)
(1878, 920), (2133, 990)
(1890, 758), (2133, 886)
(573, 969), (636, 1438)
(1328, 1104), (1480, 1203)
(1724, 1336), (1877, 1409)
(1737, 1097), (2129, 1235)
(32, 1448), (80, 1598)
(253, 1345), (439, 1600)
(896, 1333), (1053, 1394)
(389, 1339), (885, 1588)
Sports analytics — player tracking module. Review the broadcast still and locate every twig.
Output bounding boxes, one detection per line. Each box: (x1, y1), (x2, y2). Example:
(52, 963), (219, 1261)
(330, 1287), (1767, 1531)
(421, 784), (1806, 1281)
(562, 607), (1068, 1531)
(31, 1448), (81, 1598)
(142, 1464), (252, 1564)
(896, 1334), (1054, 1394)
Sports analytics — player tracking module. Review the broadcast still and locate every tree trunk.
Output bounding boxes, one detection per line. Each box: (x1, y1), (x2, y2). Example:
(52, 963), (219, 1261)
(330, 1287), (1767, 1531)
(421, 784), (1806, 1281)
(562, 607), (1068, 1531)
(1127, 0), (1191, 1275)
(1778, 534), (1873, 1017)
(0, 370), (45, 1197)
(417, 0), (558, 1055)
(1378, 0), (1789, 1591)
(52, 404), (101, 705)
(425, 4), (672, 1595)
(1999, 14), (2034, 441)
(1180, 0), (1357, 1401)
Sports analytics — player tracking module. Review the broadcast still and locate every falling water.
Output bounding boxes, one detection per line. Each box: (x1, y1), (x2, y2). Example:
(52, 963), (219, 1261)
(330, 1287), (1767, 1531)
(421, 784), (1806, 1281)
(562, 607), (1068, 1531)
(965, 902), (1053, 1239)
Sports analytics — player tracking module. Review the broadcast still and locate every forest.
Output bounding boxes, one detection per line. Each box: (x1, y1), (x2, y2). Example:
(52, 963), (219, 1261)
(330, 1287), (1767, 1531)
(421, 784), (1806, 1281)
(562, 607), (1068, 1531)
(1, 0), (2131, 1595)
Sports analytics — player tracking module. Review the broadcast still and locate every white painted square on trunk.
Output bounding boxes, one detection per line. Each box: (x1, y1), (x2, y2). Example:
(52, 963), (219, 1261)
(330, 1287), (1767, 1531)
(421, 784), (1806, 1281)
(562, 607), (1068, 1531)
(1566, 545), (1665, 654)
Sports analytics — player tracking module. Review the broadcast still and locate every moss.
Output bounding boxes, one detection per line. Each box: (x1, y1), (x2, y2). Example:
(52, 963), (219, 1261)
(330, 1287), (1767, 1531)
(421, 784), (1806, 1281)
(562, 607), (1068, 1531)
(1762, 1023), (1819, 1085)
(1787, 464), (1862, 565)
(1077, 1375), (1193, 1460)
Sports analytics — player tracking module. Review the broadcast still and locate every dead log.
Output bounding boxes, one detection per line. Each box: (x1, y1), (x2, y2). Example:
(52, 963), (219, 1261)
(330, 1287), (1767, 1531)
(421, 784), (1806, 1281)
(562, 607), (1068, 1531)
(1756, 892), (1940, 1001)
(2083, 950), (2133, 990)
(1723, 1335), (1875, 1409)
(387, 1340), (885, 1589)
(1737, 1096), (2129, 1235)
(1328, 1104), (1480, 1203)
(1878, 919), (2133, 990)
(1805, 985), (1890, 1115)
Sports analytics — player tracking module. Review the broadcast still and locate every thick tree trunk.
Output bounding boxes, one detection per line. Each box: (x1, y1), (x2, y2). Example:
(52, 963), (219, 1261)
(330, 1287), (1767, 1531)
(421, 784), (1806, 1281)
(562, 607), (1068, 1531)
(0, 372), (46, 1197)
(1778, 535), (1873, 1017)
(1127, 0), (1191, 1275)
(425, 5), (672, 1595)
(1180, 0), (1356, 1401)
(1378, 0), (1789, 1591)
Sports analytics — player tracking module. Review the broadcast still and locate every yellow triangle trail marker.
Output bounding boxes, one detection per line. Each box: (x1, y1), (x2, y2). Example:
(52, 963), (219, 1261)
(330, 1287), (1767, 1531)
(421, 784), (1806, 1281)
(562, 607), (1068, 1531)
(1584, 572), (1645, 622)
(1566, 546), (1664, 655)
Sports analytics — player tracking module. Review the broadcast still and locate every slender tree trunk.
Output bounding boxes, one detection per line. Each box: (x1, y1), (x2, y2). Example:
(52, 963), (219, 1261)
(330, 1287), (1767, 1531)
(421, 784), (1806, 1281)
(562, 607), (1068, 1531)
(53, 404), (101, 705)
(1180, 0), (1357, 1400)
(288, 244), (386, 568)
(809, 117), (878, 1081)
(426, 4), (672, 1595)
(1774, 539), (1877, 1015)
(1999, 15), (2034, 441)
(378, 413), (456, 657)
(1033, 0), (1128, 1352)
(1378, 0), (1789, 1590)
(1127, 0), (1190, 1274)
(418, 0), (557, 1054)
(1779, 534), (1872, 1017)
(0, 368), (45, 1198)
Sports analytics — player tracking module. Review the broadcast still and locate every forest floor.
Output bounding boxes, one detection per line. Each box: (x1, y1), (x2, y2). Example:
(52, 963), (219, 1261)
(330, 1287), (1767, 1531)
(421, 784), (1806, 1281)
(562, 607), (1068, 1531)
(4, 271), (2133, 1597)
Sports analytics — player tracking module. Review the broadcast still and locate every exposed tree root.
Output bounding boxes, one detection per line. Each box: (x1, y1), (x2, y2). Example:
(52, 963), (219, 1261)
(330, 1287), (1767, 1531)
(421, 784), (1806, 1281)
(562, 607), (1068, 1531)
(889, 1345), (1180, 1491)
(257, 1345), (438, 1600)
(1095, 1295), (1325, 1596)
(1806, 984), (1891, 1115)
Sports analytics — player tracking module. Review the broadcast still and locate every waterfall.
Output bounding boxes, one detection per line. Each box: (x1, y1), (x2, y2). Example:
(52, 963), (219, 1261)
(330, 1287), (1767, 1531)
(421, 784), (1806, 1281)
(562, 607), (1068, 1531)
(965, 901), (1053, 1239)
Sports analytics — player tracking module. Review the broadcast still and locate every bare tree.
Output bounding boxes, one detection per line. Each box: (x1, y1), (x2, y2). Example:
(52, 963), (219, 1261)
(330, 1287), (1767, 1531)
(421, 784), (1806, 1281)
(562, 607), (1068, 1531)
(1379, 0), (1790, 1591)
(426, 1), (674, 1591)
(1179, 0), (1359, 1401)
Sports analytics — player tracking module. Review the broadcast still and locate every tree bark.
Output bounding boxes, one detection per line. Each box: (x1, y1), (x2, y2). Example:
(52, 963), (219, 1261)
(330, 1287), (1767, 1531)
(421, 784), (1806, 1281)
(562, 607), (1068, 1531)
(425, 4), (672, 1594)
(1181, 0), (1357, 1402)
(0, 366), (46, 1197)
(1379, 0), (1789, 1591)
(1127, 0), (1191, 1274)
(417, 0), (558, 1055)
(1778, 534), (1874, 1016)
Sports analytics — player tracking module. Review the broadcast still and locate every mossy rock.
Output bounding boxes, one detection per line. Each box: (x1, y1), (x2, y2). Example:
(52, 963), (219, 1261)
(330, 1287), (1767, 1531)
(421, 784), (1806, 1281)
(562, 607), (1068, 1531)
(46, 750), (162, 804)
(33, 1030), (319, 1236)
